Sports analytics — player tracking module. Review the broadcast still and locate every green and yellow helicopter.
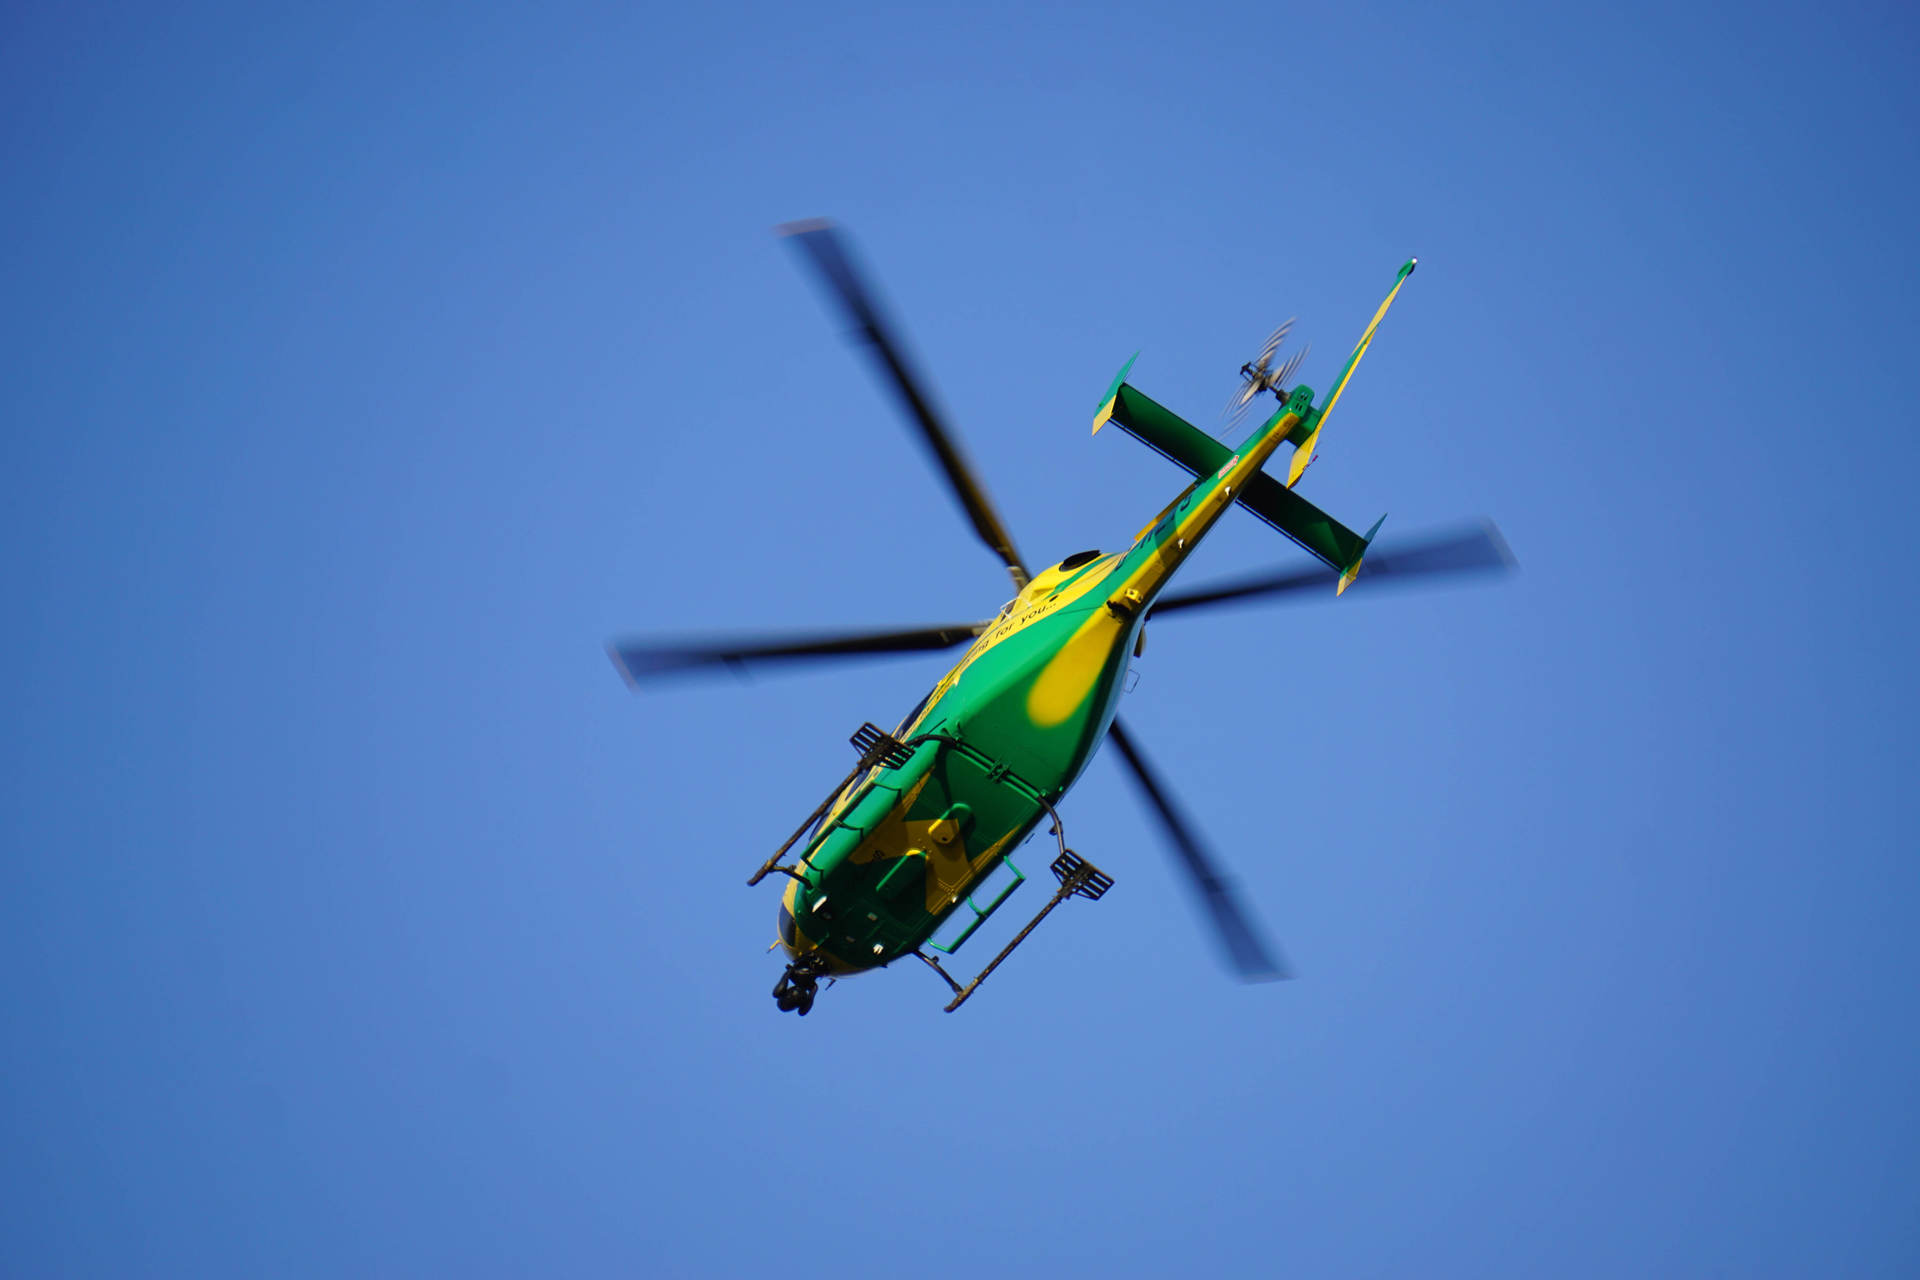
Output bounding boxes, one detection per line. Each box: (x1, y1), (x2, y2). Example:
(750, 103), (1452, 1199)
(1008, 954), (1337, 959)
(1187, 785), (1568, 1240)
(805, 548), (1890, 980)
(611, 221), (1511, 1015)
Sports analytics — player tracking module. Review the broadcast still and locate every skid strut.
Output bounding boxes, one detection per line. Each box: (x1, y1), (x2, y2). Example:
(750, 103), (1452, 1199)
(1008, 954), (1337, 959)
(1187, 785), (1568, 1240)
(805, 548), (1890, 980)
(935, 850), (1114, 1013)
(748, 723), (913, 887)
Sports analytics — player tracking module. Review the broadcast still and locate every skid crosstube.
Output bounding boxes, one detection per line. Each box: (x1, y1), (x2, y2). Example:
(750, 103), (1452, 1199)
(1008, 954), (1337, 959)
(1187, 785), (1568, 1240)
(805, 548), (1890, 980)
(921, 848), (1114, 1013)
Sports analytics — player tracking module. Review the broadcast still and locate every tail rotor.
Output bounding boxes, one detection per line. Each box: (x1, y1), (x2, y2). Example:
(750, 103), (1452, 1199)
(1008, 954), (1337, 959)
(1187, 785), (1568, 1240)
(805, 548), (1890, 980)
(1224, 319), (1308, 435)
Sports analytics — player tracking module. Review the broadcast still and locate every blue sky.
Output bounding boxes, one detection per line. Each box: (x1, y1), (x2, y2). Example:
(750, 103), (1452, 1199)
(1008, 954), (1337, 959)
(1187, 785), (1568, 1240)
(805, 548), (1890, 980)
(3, 2), (1916, 1275)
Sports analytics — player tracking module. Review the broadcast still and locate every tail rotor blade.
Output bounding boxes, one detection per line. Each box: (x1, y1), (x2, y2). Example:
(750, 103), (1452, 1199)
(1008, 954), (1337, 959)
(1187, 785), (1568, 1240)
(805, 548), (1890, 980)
(1107, 717), (1290, 981)
(1254, 319), (1293, 371)
(1224, 320), (1298, 432)
(1224, 381), (1258, 433)
(1274, 343), (1309, 390)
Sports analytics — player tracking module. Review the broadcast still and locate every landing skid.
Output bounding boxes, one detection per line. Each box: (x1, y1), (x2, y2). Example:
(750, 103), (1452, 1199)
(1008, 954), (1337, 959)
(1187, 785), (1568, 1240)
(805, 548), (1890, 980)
(748, 722), (913, 888)
(919, 849), (1114, 1013)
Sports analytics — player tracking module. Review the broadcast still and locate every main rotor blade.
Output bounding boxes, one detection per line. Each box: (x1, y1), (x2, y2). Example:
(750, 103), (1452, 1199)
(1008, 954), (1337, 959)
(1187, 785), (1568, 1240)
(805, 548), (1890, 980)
(609, 622), (986, 685)
(1106, 718), (1291, 982)
(779, 219), (1031, 590)
(1152, 521), (1514, 618)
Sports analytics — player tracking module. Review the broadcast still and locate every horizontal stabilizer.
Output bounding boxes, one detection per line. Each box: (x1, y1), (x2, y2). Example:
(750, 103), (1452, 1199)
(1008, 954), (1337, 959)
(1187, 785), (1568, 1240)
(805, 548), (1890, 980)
(1097, 382), (1370, 573)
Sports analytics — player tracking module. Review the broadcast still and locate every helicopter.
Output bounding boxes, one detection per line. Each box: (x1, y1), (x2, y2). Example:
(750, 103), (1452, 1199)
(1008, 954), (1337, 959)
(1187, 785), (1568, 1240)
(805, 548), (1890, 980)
(610, 221), (1512, 1015)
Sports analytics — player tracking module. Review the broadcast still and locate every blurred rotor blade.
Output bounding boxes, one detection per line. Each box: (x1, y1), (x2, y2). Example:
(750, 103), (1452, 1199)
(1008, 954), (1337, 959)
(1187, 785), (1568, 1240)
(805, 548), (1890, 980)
(1152, 521), (1515, 618)
(779, 219), (1031, 590)
(609, 621), (987, 685)
(1106, 717), (1290, 982)
(1224, 320), (1296, 426)
(1273, 342), (1309, 390)
(1224, 381), (1258, 432)
(1254, 318), (1293, 370)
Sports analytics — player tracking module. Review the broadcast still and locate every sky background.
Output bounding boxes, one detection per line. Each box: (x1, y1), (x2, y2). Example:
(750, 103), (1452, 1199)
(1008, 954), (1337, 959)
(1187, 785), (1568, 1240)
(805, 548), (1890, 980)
(3, 2), (1917, 1276)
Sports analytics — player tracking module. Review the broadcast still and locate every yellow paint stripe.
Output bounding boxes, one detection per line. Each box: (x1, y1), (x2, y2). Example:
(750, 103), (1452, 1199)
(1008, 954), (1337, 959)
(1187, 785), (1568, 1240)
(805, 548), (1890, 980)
(1017, 411), (1305, 727)
(1094, 410), (1304, 614)
(913, 552), (1121, 714)
(1316, 267), (1412, 435)
(1284, 426), (1320, 488)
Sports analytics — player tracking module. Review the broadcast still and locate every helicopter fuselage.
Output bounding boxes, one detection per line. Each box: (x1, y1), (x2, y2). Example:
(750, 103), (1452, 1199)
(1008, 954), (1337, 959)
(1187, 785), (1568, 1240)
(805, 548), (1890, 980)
(777, 388), (1318, 976)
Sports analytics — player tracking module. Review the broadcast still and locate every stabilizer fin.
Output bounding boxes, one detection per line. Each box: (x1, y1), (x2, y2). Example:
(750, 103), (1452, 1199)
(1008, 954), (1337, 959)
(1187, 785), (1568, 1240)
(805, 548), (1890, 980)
(1091, 352), (1140, 435)
(1285, 424), (1321, 487)
(1286, 257), (1417, 488)
(1336, 513), (1388, 595)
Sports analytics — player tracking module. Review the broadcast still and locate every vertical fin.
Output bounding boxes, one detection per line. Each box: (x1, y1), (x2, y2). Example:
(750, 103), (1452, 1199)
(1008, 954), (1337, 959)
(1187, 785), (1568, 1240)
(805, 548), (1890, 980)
(1336, 514), (1389, 595)
(1283, 424), (1321, 488)
(1286, 258), (1418, 488)
(1091, 352), (1140, 435)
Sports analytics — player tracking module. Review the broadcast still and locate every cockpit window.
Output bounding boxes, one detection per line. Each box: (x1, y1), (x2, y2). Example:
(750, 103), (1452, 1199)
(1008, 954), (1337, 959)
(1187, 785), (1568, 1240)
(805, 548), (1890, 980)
(892, 691), (932, 737)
